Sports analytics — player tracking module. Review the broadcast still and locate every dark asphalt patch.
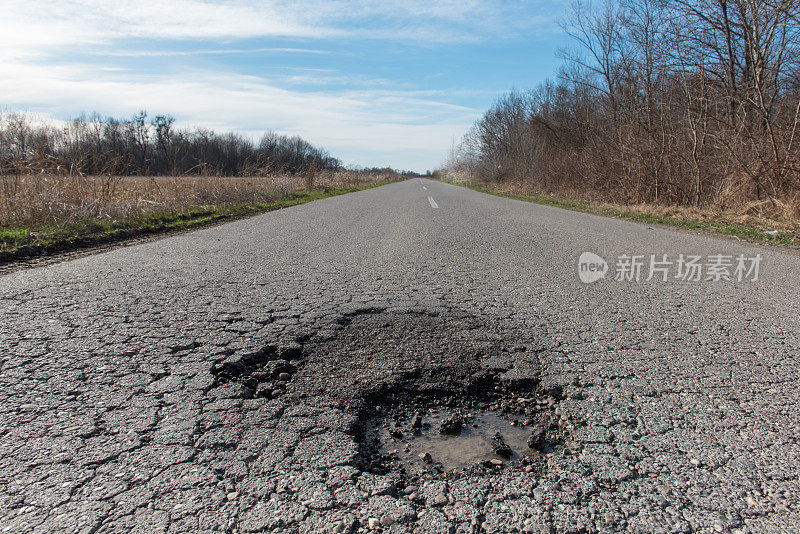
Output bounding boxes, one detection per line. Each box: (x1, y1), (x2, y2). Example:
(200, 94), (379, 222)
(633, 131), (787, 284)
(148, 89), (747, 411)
(201, 305), (564, 500)
(279, 307), (563, 484)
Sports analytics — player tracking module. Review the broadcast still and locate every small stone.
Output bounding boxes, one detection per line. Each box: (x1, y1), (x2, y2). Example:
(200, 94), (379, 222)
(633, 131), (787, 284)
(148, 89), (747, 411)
(380, 514), (397, 527)
(490, 459), (504, 467)
(390, 429), (403, 439)
(367, 517), (380, 530)
(690, 458), (701, 467)
(527, 426), (546, 450)
(434, 493), (448, 506)
(411, 414), (422, 428)
(226, 492), (239, 500)
(439, 415), (463, 435)
(419, 452), (432, 464)
(491, 433), (512, 458)
(278, 372), (291, 382)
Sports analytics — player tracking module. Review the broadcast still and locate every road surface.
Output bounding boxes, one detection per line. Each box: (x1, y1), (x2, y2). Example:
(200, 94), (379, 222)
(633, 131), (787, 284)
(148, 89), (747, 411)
(1, 179), (799, 533)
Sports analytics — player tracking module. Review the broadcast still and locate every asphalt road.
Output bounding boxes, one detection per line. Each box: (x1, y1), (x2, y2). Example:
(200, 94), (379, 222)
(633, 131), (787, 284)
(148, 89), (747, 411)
(1, 179), (799, 533)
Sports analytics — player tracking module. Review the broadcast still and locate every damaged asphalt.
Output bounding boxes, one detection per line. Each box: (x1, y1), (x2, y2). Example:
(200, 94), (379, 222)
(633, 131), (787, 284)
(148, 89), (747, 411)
(1, 179), (799, 533)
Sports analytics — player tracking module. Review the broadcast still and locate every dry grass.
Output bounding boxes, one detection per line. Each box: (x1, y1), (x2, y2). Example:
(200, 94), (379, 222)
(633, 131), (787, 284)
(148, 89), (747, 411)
(602, 202), (800, 234)
(0, 170), (401, 257)
(483, 179), (800, 233)
(446, 175), (800, 247)
(0, 170), (392, 228)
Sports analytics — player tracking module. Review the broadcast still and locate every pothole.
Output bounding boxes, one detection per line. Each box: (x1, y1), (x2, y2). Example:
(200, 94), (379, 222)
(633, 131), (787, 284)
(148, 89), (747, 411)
(292, 307), (564, 481)
(358, 380), (562, 480)
(206, 306), (565, 482)
(373, 409), (553, 475)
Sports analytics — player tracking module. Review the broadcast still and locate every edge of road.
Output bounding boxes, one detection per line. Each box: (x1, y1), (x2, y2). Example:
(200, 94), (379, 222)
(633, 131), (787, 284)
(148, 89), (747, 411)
(439, 178), (800, 253)
(0, 180), (401, 275)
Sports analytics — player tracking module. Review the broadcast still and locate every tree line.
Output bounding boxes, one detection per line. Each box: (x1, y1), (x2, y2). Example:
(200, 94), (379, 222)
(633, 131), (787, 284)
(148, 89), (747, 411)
(0, 111), (341, 177)
(450, 0), (800, 213)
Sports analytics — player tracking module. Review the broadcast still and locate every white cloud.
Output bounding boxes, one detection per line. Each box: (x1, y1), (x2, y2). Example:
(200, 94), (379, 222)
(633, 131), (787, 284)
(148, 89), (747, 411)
(0, 1), (566, 169)
(0, 57), (476, 170)
(1, 0), (558, 54)
(96, 48), (341, 58)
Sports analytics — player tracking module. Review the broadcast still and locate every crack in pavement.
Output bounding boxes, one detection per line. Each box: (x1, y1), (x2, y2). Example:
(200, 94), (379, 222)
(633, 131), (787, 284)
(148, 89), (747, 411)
(1, 180), (799, 532)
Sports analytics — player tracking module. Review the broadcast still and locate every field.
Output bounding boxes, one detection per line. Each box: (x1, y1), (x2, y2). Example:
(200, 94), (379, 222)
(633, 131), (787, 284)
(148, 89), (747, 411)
(0, 170), (398, 259)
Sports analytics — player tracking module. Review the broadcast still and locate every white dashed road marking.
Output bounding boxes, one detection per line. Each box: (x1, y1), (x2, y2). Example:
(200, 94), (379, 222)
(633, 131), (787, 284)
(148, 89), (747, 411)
(428, 196), (439, 209)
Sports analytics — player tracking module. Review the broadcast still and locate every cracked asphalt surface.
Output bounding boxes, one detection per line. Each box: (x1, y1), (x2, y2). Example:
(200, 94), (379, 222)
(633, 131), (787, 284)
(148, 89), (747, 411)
(1, 178), (799, 533)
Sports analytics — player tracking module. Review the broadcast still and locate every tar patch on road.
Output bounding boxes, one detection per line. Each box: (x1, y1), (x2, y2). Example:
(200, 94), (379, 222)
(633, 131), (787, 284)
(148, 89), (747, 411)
(198, 305), (568, 531)
(292, 308), (563, 483)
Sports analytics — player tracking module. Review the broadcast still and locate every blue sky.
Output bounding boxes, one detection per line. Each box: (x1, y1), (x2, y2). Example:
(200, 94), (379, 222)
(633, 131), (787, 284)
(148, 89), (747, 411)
(2, 1), (573, 172)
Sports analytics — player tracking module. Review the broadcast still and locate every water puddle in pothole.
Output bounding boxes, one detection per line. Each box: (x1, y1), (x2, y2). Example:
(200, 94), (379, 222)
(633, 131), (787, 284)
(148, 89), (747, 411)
(375, 410), (542, 473)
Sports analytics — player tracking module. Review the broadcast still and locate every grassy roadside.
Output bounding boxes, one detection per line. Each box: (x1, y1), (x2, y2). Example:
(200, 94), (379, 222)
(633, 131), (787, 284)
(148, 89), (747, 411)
(444, 179), (800, 248)
(0, 183), (389, 263)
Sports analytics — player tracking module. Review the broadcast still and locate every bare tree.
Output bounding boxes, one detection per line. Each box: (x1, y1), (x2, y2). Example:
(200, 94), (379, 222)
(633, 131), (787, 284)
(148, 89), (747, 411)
(449, 0), (800, 216)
